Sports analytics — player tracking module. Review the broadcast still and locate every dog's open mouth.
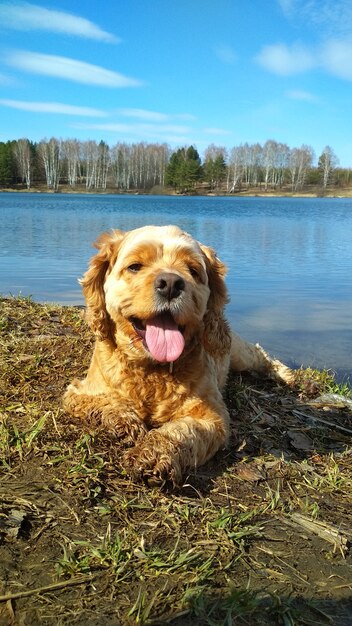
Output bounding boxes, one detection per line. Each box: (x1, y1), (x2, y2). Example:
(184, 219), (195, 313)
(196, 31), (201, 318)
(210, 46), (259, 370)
(130, 313), (185, 363)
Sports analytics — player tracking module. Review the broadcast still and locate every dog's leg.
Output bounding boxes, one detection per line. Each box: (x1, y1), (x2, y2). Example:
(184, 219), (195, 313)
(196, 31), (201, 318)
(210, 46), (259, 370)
(64, 380), (113, 421)
(230, 332), (294, 383)
(63, 382), (148, 445)
(122, 396), (229, 486)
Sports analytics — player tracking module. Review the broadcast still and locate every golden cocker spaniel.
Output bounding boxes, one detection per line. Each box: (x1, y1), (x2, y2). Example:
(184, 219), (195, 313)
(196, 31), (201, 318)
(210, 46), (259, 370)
(64, 225), (293, 485)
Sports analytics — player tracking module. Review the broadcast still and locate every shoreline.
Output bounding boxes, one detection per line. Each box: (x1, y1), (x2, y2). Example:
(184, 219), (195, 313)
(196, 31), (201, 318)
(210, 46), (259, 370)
(2, 185), (352, 198)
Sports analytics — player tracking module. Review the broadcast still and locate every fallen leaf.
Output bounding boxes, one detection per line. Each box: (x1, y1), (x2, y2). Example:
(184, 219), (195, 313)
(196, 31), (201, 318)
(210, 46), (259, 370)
(287, 430), (313, 451)
(257, 413), (276, 426)
(235, 464), (265, 482)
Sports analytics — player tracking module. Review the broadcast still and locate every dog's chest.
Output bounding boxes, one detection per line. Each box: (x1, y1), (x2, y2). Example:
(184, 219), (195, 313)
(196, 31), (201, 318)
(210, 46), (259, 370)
(108, 360), (193, 421)
(125, 364), (185, 400)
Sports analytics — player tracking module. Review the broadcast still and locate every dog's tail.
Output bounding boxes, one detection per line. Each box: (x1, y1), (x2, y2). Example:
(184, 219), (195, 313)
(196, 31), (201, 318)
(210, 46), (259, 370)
(230, 331), (295, 384)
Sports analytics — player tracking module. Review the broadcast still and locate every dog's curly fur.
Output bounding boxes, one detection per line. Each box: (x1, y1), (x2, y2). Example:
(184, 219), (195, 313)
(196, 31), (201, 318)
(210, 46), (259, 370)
(63, 225), (293, 486)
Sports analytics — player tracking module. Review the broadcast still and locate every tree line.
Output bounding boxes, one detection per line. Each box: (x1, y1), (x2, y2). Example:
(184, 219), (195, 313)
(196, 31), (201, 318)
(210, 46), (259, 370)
(0, 137), (348, 193)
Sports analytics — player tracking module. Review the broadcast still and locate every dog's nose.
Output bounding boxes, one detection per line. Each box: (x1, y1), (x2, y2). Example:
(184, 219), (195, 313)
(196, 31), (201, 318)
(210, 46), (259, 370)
(155, 272), (185, 301)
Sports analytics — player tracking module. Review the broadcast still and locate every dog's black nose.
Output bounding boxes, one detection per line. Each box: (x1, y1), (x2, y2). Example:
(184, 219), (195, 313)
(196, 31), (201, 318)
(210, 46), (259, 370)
(155, 272), (185, 301)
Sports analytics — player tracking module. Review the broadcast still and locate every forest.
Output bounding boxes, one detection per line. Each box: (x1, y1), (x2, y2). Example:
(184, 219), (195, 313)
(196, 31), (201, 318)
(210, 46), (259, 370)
(0, 136), (350, 194)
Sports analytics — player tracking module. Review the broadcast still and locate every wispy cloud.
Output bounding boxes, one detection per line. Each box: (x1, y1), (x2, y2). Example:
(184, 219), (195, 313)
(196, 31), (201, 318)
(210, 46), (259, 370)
(278, 0), (352, 37)
(72, 121), (192, 144)
(72, 119), (231, 147)
(277, 0), (295, 15)
(269, 2), (352, 82)
(0, 99), (107, 117)
(255, 43), (314, 76)
(285, 90), (317, 102)
(214, 44), (237, 65)
(5, 51), (143, 87)
(0, 1), (118, 42)
(257, 38), (352, 82)
(118, 108), (196, 122)
(73, 122), (191, 135)
(321, 39), (352, 80)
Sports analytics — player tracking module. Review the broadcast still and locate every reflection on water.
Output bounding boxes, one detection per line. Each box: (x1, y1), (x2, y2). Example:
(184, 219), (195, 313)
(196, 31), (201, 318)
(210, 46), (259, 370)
(1, 193), (351, 381)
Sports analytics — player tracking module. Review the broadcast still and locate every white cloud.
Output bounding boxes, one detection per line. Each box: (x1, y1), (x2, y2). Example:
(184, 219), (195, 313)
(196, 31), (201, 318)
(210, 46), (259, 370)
(285, 90), (317, 102)
(257, 38), (352, 82)
(0, 99), (107, 117)
(278, 0), (352, 38)
(72, 122), (192, 144)
(214, 45), (237, 65)
(321, 40), (352, 80)
(277, 0), (295, 15)
(118, 108), (196, 122)
(119, 109), (170, 122)
(273, 1), (352, 82)
(74, 122), (191, 135)
(256, 42), (314, 75)
(0, 1), (118, 42)
(6, 51), (143, 88)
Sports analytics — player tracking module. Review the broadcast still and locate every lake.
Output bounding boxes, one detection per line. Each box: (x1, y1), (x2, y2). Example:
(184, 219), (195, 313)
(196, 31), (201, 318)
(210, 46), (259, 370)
(1, 192), (351, 382)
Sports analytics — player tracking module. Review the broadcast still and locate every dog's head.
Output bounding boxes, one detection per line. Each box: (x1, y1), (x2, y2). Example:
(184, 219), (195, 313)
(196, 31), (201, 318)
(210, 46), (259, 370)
(80, 225), (228, 363)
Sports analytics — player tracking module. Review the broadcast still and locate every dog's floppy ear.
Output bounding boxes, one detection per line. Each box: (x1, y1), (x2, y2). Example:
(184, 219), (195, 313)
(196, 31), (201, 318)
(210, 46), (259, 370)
(80, 229), (125, 340)
(200, 244), (231, 357)
(200, 244), (229, 314)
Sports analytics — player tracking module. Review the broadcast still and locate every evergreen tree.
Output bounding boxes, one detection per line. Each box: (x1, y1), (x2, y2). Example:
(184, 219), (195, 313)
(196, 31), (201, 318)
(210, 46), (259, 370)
(165, 145), (201, 191)
(203, 144), (227, 190)
(0, 141), (17, 186)
(165, 150), (182, 189)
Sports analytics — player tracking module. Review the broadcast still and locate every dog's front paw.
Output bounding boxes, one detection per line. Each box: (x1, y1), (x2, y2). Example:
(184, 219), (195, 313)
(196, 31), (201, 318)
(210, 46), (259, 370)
(102, 409), (148, 447)
(121, 432), (183, 487)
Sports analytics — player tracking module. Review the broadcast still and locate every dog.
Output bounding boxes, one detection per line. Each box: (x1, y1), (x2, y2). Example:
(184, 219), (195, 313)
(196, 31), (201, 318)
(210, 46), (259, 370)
(63, 224), (293, 486)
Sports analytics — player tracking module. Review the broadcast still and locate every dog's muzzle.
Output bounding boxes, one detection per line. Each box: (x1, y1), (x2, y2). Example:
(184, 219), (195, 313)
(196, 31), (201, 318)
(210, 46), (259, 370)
(155, 272), (185, 302)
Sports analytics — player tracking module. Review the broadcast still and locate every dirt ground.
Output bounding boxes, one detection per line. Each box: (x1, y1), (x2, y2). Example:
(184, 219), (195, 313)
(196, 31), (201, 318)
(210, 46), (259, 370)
(0, 297), (351, 625)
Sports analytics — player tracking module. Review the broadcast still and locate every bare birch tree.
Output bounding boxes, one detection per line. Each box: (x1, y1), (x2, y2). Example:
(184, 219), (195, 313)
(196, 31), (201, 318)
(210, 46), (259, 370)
(82, 140), (99, 189)
(228, 145), (245, 192)
(96, 141), (110, 189)
(38, 138), (61, 190)
(111, 143), (132, 190)
(111, 142), (169, 190)
(62, 139), (81, 187)
(318, 145), (338, 188)
(13, 138), (32, 189)
(262, 140), (278, 190)
(289, 145), (314, 191)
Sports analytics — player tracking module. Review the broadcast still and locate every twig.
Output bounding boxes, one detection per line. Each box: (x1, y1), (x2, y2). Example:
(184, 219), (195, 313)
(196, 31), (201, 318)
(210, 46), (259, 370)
(0, 575), (94, 602)
(292, 409), (352, 435)
(283, 512), (350, 556)
(45, 487), (80, 523)
(255, 547), (310, 585)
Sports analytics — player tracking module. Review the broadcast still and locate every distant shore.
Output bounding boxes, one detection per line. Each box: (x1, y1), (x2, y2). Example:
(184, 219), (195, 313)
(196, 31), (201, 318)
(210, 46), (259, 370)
(2, 183), (352, 198)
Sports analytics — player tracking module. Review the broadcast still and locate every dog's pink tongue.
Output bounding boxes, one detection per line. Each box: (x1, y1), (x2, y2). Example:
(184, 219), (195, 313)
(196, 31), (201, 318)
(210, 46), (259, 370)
(145, 315), (185, 363)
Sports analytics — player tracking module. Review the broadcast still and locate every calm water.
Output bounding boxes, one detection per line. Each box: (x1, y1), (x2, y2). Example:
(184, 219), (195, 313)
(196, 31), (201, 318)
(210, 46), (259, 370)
(1, 192), (351, 381)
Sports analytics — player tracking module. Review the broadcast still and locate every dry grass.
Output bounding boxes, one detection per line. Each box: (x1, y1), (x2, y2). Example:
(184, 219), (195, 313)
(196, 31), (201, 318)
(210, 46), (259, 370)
(0, 296), (351, 625)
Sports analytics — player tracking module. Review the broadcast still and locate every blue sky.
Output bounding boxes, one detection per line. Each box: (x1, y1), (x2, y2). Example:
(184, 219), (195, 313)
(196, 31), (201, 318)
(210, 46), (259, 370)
(1, 0), (352, 166)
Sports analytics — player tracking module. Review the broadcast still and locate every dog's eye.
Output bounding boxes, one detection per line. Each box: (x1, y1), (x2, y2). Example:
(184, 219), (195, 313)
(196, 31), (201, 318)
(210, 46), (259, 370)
(127, 263), (142, 273)
(189, 266), (200, 280)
